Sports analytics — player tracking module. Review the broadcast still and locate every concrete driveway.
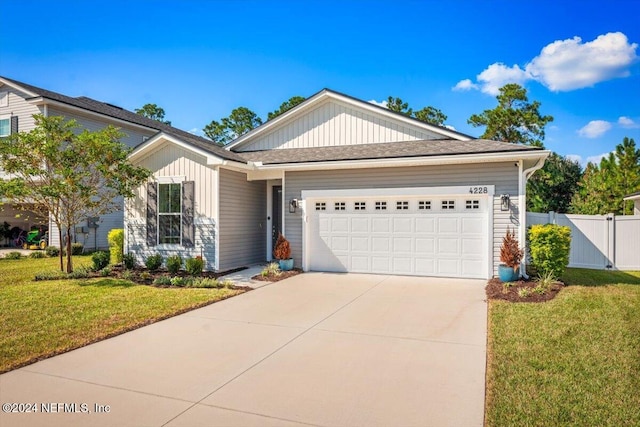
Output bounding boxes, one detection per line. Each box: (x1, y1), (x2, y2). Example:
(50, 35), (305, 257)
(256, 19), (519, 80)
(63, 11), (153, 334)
(0, 273), (487, 427)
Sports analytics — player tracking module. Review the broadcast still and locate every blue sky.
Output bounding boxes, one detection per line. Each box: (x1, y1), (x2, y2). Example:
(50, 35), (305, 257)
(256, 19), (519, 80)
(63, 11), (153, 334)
(1, 0), (638, 165)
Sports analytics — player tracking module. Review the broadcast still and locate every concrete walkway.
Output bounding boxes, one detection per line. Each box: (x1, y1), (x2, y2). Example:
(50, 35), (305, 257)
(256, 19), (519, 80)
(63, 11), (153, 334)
(0, 273), (487, 427)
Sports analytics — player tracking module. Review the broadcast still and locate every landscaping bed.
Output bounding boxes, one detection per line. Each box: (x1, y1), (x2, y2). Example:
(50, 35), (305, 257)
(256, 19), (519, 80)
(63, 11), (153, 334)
(253, 268), (302, 282)
(485, 277), (564, 303)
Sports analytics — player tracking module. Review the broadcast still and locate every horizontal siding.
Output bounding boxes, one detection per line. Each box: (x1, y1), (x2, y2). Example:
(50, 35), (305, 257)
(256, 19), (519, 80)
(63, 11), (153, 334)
(218, 168), (266, 270)
(0, 86), (43, 133)
(47, 107), (156, 148)
(49, 206), (123, 251)
(285, 162), (520, 276)
(240, 100), (442, 151)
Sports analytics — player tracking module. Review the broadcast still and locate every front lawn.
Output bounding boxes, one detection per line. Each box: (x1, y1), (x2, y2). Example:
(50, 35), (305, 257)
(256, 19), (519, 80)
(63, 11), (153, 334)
(0, 256), (245, 373)
(486, 268), (640, 426)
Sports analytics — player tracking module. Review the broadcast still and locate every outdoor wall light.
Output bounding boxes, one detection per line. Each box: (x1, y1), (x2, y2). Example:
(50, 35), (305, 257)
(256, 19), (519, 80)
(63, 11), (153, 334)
(289, 199), (299, 213)
(500, 194), (510, 211)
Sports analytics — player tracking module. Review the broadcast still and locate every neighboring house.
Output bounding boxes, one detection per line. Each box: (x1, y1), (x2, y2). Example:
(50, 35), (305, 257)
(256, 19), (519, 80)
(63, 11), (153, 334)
(0, 76), (231, 250)
(127, 89), (550, 278)
(624, 192), (640, 215)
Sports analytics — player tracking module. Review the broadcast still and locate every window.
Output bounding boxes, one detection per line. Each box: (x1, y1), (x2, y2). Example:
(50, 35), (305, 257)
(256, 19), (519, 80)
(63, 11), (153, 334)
(158, 183), (181, 244)
(418, 201), (431, 210)
(466, 200), (480, 210)
(315, 202), (326, 211)
(396, 201), (409, 210)
(375, 201), (387, 210)
(354, 201), (366, 210)
(441, 200), (455, 210)
(0, 118), (9, 137)
(335, 202), (345, 211)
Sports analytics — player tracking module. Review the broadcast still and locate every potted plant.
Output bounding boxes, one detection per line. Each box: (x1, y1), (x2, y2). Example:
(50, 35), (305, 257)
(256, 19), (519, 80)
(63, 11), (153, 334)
(499, 227), (524, 282)
(273, 233), (294, 271)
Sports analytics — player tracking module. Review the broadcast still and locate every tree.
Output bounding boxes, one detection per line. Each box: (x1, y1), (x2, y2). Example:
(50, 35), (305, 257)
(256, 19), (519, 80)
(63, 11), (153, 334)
(267, 96), (306, 121)
(0, 115), (152, 272)
(386, 96), (412, 116)
(135, 103), (171, 125)
(204, 107), (263, 146)
(571, 137), (640, 215)
(527, 153), (582, 213)
(413, 106), (448, 126)
(468, 83), (553, 147)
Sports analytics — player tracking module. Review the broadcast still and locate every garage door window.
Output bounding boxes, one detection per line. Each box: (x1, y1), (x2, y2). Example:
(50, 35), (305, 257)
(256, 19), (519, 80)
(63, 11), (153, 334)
(442, 200), (455, 210)
(354, 202), (366, 210)
(315, 202), (326, 211)
(466, 200), (480, 210)
(396, 201), (409, 210)
(418, 201), (431, 210)
(334, 202), (345, 211)
(375, 201), (387, 210)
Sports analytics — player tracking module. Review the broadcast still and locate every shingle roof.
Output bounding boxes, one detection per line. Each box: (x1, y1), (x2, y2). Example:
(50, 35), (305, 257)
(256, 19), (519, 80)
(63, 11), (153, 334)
(1, 76), (246, 163)
(237, 139), (543, 165)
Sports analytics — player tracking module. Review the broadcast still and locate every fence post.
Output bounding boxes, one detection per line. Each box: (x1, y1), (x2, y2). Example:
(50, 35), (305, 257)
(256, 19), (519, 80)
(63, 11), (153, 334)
(606, 213), (615, 269)
(548, 211), (556, 224)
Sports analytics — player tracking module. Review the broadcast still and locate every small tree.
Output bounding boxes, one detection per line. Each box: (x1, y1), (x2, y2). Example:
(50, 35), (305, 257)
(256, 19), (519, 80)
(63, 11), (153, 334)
(0, 115), (152, 272)
(500, 227), (523, 271)
(273, 233), (292, 260)
(107, 228), (124, 264)
(135, 103), (171, 125)
(528, 224), (571, 279)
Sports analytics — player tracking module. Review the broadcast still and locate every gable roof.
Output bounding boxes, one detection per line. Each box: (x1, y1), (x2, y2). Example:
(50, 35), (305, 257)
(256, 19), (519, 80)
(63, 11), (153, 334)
(0, 76), (246, 163)
(225, 88), (473, 151)
(238, 139), (543, 165)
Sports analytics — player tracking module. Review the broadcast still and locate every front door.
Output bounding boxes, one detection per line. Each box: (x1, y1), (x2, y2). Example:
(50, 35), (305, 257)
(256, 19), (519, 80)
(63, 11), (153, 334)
(272, 185), (282, 250)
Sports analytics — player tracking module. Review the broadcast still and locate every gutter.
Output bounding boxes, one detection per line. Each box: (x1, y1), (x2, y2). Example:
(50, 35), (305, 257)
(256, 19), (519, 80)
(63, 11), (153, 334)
(519, 155), (548, 279)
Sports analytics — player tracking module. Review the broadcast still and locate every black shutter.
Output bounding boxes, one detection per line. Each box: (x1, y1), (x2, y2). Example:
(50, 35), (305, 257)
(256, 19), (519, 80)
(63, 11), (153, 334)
(182, 181), (195, 247)
(146, 182), (157, 246)
(10, 116), (18, 134)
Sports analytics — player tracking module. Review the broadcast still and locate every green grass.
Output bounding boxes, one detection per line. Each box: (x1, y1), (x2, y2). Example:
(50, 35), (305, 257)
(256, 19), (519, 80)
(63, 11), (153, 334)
(0, 256), (245, 373)
(486, 269), (640, 427)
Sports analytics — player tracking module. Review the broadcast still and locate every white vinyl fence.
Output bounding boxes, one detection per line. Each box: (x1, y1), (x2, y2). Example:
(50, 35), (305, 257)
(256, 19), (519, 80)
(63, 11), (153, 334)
(527, 212), (640, 271)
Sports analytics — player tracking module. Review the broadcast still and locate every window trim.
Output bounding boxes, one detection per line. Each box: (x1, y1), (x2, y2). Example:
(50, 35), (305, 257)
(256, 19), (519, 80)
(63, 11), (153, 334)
(0, 115), (10, 137)
(157, 182), (182, 246)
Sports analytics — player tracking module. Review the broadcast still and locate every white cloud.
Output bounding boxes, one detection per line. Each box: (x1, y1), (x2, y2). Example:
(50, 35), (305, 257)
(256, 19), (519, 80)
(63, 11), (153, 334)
(565, 154), (582, 164)
(577, 120), (612, 138)
(618, 116), (640, 128)
(452, 79), (479, 91)
(476, 63), (530, 95)
(188, 128), (203, 136)
(444, 124), (456, 130)
(586, 152), (613, 165)
(368, 99), (388, 108)
(454, 32), (638, 94)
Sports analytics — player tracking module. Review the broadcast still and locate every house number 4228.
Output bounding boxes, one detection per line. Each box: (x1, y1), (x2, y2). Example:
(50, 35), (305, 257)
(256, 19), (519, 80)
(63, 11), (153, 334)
(469, 187), (488, 194)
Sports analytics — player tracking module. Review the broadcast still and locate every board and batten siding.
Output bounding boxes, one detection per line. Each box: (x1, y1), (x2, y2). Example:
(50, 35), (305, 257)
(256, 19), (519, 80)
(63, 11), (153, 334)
(218, 168), (266, 270)
(124, 141), (219, 270)
(0, 86), (43, 133)
(284, 162), (520, 276)
(239, 100), (443, 152)
(47, 107), (156, 148)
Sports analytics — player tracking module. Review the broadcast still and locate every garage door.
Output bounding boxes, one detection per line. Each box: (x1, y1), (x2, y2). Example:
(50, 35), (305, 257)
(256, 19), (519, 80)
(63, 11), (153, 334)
(304, 189), (490, 279)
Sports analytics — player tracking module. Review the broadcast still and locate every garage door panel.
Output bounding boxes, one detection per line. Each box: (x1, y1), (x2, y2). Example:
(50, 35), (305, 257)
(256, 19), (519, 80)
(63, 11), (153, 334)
(308, 194), (488, 279)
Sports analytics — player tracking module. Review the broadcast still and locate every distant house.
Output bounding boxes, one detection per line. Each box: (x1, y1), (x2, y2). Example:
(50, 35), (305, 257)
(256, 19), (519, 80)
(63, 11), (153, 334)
(126, 89), (550, 278)
(0, 76), (234, 250)
(624, 192), (640, 215)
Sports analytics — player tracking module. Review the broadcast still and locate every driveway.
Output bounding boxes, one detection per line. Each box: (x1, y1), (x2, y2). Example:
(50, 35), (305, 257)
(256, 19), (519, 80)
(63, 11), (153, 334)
(0, 273), (487, 427)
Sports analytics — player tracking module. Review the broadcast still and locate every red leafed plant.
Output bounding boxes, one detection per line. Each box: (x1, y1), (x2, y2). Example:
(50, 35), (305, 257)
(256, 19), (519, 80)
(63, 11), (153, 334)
(273, 233), (292, 260)
(500, 227), (524, 271)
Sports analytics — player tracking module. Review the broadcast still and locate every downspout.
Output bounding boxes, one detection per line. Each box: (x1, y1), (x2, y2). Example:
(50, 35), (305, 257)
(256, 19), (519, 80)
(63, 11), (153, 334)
(519, 156), (546, 278)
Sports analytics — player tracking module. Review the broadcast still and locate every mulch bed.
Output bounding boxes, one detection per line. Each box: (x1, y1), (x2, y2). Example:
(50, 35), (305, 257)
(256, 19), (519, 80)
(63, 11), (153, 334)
(252, 268), (303, 282)
(486, 277), (564, 303)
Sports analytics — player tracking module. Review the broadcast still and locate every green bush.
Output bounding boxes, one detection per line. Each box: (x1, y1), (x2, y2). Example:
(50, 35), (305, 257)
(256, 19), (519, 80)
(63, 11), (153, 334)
(528, 224), (571, 279)
(5, 251), (23, 260)
(100, 267), (112, 277)
(63, 242), (84, 255)
(166, 255), (182, 274)
(45, 246), (60, 257)
(153, 276), (171, 286)
(29, 251), (46, 259)
(34, 271), (65, 281)
(68, 267), (91, 279)
(123, 253), (136, 270)
(185, 256), (204, 276)
(170, 276), (188, 287)
(91, 251), (110, 271)
(145, 254), (163, 271)
(107, 229), (124, 264)
(189, 277), (221, 288)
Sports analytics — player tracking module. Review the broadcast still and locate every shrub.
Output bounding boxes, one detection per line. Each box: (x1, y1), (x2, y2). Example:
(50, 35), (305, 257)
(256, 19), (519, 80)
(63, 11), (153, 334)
(107, 229), (124, 264)
(528, 224), (571, 279)
(518, 287), (532, 298)
(45, 246), (60, 257)
(123, 253), (136, 270)
(121, 270), (134, 281)
(71, 242), (84, 255)
(5, 251), (23, 260)
(153, 276), (172, 286)
(185, 256), (204, 276)
(221, 279), (235, 288)
(91, 251), (110, 271)
(170, 276), (188, 287)
(500, 227), (523, 270)
(68, 267), (91, 279)
(140, 271), (152, 281)
(189, 277), (221, 288)
(29, 251), (46, 259)
(273, 233), (291, 260)
(261, 262), (281, 277)
(145, 254), (163, 271)
(100, 267), (112, 277)
(35, 271), (65, 281)
(166, 255), (183, 274)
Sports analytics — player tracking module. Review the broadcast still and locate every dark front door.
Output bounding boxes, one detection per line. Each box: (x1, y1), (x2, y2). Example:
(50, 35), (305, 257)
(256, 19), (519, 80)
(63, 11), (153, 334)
(272, 185), (282, 250)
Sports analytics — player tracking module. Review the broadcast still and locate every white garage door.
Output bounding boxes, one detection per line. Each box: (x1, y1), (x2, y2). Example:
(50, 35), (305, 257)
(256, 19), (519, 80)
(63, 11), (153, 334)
(304, 189), (490, 279)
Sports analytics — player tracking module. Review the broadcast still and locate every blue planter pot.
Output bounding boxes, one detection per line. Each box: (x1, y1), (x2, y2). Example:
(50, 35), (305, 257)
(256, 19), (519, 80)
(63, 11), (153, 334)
(279, 258), (294, 271)
(498, 264), (519, 282)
